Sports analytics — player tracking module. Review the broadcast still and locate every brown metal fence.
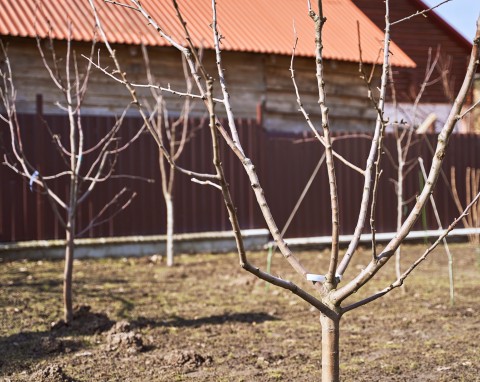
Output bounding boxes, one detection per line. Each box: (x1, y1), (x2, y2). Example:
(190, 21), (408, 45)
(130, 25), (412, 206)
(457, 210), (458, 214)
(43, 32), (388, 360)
(1, 113), (479, 242)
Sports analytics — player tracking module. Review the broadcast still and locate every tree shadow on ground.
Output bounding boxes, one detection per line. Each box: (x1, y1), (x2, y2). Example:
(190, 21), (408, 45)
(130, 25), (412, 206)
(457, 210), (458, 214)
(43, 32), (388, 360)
(0, 305), (113, 376)
(0, 278), (62, 289)
(0, 329), (83, 377)
(132, 312), (278, 329)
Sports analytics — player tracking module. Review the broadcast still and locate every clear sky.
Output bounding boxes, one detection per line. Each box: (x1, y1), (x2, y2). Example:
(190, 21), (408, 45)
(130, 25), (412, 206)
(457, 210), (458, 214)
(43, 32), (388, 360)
(422, 0), (480, 42)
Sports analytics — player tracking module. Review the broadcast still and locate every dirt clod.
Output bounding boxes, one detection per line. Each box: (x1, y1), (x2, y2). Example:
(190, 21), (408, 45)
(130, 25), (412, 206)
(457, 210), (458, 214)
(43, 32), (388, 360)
(163, 350), (213, 369)
(29, 364), (74, 382)
(104, 320), (144, 354)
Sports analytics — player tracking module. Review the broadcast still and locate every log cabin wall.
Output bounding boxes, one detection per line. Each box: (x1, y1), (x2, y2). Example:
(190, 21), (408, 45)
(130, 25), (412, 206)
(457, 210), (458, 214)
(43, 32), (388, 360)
(264, 54), (380, 132)
(2, 37), (380, 133)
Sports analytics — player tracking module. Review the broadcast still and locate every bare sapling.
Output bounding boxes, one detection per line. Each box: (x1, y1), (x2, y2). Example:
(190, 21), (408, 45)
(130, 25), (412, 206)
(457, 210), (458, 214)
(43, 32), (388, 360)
(388, 48), (442, 282)
(384, 45), (464, 298)
(89, 0), (480, 380)
(0, 26), (141, 324)
(141, 46), (199, 266)
(419, 158), (455, 305)
(451, 166), (480, 245)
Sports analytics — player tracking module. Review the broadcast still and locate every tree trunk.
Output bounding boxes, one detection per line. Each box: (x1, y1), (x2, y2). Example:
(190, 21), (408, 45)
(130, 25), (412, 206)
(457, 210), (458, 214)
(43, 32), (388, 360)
(395, 157), (404, 282)
(63, 227), (74, 324)
(320, 313), (340, 382)
(165, 193), (174, 267)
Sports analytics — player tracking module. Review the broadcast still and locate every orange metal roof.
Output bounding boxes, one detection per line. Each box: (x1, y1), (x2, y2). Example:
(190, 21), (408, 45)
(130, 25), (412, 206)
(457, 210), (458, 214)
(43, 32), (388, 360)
(0, 0), (415, 67)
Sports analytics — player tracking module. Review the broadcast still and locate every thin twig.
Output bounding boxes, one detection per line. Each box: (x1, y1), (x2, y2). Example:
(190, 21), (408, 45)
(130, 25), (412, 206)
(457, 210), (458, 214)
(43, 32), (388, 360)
(77, 189), (137, 237)
(83, 56), (223, 102)
(289, 25), (364, 175)
(458, 99), (480, 119)
(104, 0), (140, 11)
(191, 178), (222, 190)
(391, 0), (452, 25)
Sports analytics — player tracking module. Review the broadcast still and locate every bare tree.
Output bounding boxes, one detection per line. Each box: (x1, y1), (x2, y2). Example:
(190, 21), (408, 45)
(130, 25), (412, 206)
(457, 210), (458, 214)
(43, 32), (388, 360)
(385, 47), (441, 282)
(89, 0), (480, 380)
(451, 166), (480, 245)
(417, 157), (456, 305)
(383, 45), (466, 299)
(141, 45), (199, 266)
(0, 28), (141, 324)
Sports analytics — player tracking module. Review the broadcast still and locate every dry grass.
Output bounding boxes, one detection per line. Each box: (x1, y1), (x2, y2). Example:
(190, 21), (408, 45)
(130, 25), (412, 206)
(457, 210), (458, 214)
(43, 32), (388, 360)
(0, 243), (479, 381)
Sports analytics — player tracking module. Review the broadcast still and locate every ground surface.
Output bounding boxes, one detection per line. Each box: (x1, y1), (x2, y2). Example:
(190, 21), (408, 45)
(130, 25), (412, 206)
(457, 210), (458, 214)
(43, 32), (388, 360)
(0, 243), (479, 381)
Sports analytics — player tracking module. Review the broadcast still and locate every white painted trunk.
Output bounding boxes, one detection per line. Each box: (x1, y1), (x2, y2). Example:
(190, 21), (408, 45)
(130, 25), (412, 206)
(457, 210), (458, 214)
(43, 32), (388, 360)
(165, 193), (174, 267)
(395, 160), (404, 280)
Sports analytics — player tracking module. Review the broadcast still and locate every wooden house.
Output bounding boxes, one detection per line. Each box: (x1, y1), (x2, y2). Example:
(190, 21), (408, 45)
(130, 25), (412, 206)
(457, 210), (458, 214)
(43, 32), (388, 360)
(0, 0), (417, 133)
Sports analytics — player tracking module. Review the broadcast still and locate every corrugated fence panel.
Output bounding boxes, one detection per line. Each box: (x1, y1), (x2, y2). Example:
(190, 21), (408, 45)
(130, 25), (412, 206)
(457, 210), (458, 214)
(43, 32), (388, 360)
(0, 112), (479, 242)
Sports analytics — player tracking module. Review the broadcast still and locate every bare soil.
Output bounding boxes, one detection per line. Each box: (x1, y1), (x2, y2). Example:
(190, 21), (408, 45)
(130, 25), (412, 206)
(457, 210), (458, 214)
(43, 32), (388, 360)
(0, 244), (479, 381)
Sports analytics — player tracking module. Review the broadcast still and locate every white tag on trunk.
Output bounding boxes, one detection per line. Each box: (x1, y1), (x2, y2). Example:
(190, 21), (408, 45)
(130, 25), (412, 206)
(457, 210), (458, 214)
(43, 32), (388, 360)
(306, 274), (326, 282)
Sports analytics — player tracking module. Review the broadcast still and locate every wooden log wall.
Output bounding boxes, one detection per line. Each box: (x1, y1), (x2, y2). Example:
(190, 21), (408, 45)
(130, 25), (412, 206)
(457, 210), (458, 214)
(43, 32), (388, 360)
(1, 37), (380, 133)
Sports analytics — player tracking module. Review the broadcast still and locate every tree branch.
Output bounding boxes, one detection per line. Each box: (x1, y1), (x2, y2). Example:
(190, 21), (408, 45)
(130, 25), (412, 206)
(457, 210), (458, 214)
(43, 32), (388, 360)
(342, 191), (479, 314)
(336, 0), (393, 278)
(309, 1), (340, 288)
(334, 17), (480, 303)
(391, 0), (452, 26)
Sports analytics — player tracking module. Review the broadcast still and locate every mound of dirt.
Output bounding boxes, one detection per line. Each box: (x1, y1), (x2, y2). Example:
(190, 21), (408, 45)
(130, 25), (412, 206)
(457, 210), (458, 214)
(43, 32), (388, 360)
(29, 364), (74, 382)
(51, 305), (114, 335)
(104, 320), (144, 354)
(163, 350), (213, 369)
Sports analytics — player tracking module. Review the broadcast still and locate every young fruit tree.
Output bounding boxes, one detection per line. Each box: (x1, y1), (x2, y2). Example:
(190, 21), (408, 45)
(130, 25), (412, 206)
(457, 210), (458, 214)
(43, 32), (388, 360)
(141, 46), (199, 266)
(387, 47), (441, 283)
(88, 0), (479, 380)
(0, 28), (141, 324)
(451, 165), (480, 245)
